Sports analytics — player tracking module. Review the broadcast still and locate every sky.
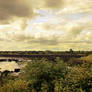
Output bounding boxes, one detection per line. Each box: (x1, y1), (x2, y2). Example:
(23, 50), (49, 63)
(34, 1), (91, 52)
(0, 0), (92, 51)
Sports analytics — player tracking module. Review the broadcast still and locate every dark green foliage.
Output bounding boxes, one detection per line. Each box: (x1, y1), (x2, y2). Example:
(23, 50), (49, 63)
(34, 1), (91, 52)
(22, 58), (92, 92)
(23, 59), (68, 92)
(0, 58), (92, 92)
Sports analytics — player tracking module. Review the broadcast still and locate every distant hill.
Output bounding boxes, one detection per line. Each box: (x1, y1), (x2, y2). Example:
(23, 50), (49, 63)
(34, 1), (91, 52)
(80, 54), (92, 63)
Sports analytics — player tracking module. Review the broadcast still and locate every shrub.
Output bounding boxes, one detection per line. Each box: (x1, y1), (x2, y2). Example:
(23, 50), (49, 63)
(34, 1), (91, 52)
(0, 58), (92, 92)
(23, 59), (68, 92)
(0, 79), (28, 92)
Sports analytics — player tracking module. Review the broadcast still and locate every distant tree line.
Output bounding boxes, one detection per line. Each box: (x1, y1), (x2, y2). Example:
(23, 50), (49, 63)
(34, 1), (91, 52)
(0, 49), (92, 55)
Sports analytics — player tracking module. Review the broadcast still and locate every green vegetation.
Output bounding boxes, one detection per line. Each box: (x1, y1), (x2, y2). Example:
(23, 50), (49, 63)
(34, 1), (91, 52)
(0, 50), (91, 55)
(80, 55), (92, 64)
(0, 56), (92, 92)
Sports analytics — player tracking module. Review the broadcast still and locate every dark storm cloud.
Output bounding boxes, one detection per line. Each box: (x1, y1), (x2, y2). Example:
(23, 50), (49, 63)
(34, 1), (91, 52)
(69, 25), (83, 37)
(12, 33), (59, 45)
(30, 38), (59, 45)
(12, 34), (34, 42)
(0, 0), (33, 23)
(60, 41), (92, 44)
(13, 33), (92, 45)
(45, 0), (64, 9)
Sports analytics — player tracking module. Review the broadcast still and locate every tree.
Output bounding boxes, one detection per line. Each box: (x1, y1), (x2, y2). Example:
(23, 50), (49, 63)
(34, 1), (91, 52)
(69, 49), (73, 53)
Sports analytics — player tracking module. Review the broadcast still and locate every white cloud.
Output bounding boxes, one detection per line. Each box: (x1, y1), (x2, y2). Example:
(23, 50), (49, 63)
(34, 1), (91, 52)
(0, 0), (91, 50)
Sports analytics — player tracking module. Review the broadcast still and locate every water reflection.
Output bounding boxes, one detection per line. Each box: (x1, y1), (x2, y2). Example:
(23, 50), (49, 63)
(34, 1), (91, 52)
(0, 61), (20, 72)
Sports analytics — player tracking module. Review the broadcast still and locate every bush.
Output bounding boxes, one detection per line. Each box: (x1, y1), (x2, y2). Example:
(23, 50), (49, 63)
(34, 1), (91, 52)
(23, 59), (68, 92)
(0, 79), (28, 92)
(64, 63), (92, 92)
(0, 58), (92, 92)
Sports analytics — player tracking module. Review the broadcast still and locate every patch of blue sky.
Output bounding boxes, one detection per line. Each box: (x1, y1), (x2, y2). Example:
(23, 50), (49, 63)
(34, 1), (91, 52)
(33, 16), (49, 23)
(39, 10), (53, 15)
(32, 10), (60, 24)
(39, 10), (48, 15)
(33, 15), (59, 25)
(65, 13), (92, 20)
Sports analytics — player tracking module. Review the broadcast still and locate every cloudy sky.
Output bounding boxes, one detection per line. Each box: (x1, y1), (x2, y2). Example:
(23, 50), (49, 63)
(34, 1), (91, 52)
(0, 0), (92, 51)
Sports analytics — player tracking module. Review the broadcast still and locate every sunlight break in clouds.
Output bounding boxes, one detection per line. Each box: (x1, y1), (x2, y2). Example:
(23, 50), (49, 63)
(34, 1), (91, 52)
(0, 0), (92, 51)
